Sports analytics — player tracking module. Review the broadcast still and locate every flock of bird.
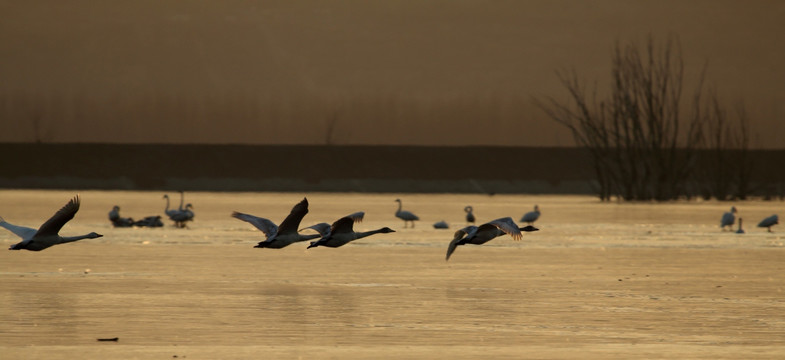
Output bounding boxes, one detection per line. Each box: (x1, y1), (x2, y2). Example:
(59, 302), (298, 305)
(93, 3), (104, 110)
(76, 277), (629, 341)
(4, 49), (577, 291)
(719, 206), (779, 233)
(0, 195), (540, 260)
(1, 195), (781, 260)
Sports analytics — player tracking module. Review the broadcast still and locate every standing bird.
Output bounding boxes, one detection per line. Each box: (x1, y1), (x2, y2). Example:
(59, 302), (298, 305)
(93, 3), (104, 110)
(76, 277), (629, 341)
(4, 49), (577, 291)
(720, 206), (737, 231)
(3, 196), (103, 251)
(520, 205), (541, 225)
(170, 204), (195, 228)
(464, 206), (476, 224)
(232, 198), (320, 249)
(736, 218), (745, 234)
(757, 214), (779, 232)
(307, 214), (395, 249)
(394, 198), (419, 228)
(446, 217), (538, 261)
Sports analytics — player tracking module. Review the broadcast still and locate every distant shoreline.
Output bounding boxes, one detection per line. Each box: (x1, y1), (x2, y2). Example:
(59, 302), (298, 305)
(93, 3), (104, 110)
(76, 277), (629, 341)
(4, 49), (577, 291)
(2, 143), (784, 195)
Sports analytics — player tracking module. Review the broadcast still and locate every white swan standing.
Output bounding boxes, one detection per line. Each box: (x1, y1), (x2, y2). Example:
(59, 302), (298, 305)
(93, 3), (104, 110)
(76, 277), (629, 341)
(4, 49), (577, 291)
(394, 199), (419, 228)
(307, 214), (395, 249)
(446, 217), (538, 261)
(163, 193), (194, 228)
(520, 205), (541, 224)
(232, 198), (320, 249)
(3, 195), (103, 251)
(757, 214), (779, 232)
(464, 206), (475, 224)
(720, 206), (737, 231)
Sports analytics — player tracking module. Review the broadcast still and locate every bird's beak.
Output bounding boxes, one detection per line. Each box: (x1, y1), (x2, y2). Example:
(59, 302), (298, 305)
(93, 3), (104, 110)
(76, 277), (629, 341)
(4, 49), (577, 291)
(96, 234), (104, 238)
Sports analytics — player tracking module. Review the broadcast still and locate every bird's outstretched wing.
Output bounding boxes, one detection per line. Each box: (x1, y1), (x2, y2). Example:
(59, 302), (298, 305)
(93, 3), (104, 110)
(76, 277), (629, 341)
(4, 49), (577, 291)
(232, 212), (278, 238)
(452, 226), (477, 241)
(345, 211), (365, 223)
(0, 217), (38, 240)
(487, 217), (523, 240)
(446, 238), (461, 261)
(35, 196), (80, 237)
(330, 216), (356, 234)
(300, 222), (331, 236)
(277, 198), (309, 235)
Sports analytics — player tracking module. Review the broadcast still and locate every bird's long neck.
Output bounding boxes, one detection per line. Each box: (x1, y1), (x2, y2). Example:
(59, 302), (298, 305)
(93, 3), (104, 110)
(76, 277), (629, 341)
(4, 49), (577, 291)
(164, 197), (170, 211)
(60, 234), (94, 243)
(356, 228), (387, 239)
(396, 201), (402, 213)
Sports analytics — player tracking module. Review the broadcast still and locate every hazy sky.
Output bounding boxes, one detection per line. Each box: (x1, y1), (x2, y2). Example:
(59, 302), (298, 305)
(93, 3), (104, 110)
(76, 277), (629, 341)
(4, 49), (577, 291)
(1, 0), (783, 147)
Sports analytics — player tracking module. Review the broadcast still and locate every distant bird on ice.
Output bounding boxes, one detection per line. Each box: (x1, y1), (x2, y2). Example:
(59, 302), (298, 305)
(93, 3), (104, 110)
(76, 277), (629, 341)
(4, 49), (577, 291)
(720, 206), (737, 231)
(736, 217), (745, 234)
(757, 214), (779, 232)
(2, 195), (103, 251)
(433, 220), (449, 229)
(394, 198), (420, 228)
(108, 205), (134, 228)
(464, 206), (475, 224)
(232, 198), (320, 249)
(307, 214), (395, 249)
(446, 217), (538, 261)
(520, 205), (541, 224)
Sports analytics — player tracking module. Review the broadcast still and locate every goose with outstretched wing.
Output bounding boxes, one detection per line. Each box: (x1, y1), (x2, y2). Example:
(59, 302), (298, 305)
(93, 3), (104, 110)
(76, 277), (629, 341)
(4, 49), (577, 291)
(3, 195), (103, 251)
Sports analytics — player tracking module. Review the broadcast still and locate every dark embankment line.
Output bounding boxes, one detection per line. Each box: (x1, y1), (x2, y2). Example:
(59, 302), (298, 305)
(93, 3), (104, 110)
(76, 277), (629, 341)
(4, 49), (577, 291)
(2, 143), (783, 194)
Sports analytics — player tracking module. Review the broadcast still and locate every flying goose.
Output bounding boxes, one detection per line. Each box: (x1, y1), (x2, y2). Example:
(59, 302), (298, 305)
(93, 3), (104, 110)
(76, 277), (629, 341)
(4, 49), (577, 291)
(394, 198), (419, 228)
(3, 195), (103, 251)
(446, 217), (538, 261)
(300, 211), (365, 237)
(307, 215), (395, 249)
(232, 198), (320, 249)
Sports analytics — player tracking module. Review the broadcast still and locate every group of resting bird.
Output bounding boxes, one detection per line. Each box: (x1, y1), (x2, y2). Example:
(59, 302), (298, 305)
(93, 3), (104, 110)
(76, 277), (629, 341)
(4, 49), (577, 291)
(1, 196), (539, 261)
(720, 206), (779, 233)
(109, 191), (194, 228)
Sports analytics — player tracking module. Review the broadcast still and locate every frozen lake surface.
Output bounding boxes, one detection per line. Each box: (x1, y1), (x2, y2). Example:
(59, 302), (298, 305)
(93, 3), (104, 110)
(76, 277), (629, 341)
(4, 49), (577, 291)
(1, 190), (784, 359)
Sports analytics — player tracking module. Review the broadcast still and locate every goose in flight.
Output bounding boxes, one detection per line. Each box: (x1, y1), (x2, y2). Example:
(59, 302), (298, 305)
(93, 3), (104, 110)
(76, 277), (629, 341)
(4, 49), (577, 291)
(520, 205), (541, 224)
(464, 206), (475, 224)
(446, 217), (538, 261)
(307, 215), (395, 249)
(720, 206), (737, 231)
(394, 199), (419, 228)
(3, 195), (103, 251)
(232, 198), (320, 249)
(757, 214), (779, 232)
(300, 211), (365, 237)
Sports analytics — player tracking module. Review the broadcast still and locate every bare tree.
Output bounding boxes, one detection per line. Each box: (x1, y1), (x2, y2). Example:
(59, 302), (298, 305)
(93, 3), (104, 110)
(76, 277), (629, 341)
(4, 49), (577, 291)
(536, 36), (709, 201)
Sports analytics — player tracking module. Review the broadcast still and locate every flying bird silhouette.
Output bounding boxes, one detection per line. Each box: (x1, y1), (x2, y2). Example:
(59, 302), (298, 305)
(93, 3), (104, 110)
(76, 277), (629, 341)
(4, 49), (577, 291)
(3, 196), (103, 251)
(446, 217), (538, 261)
